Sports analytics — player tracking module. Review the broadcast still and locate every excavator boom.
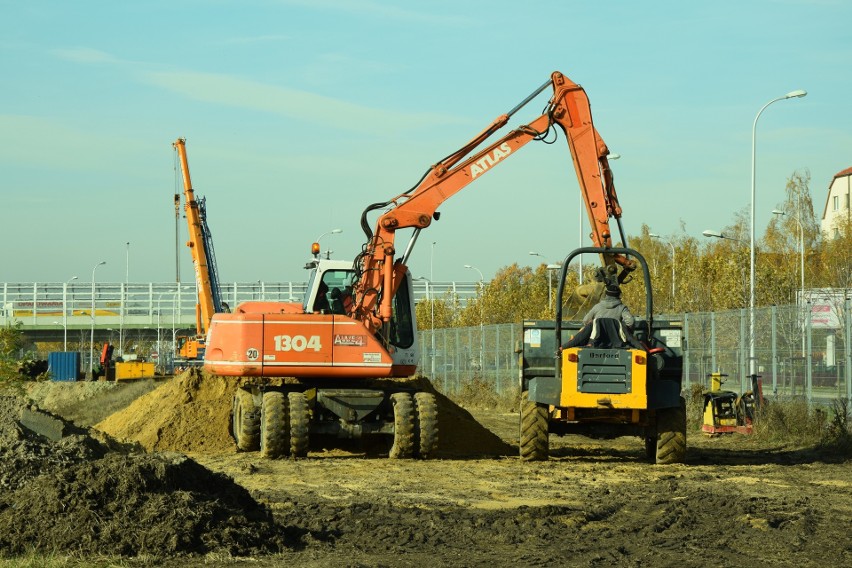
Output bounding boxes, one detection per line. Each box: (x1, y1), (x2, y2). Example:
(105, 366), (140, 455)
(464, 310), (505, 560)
(350, 71), (633, 335)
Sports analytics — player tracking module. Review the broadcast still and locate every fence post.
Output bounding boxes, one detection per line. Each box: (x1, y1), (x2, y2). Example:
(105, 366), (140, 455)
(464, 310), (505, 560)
(683, 313), (690, 389)
(806, 303), (813, 405)
(740, 309), (747, 393)
(846, 298), (851, 401)
(711, 311), (717, 373)
(771, 305), (778, 397)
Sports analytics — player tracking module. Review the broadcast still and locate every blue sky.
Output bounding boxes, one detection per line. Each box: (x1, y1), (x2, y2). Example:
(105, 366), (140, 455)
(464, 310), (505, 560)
(2, 0), (850, 284)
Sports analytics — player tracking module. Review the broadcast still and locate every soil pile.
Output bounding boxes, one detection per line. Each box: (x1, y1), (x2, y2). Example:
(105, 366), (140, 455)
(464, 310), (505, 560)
(96, 370), (237, 453)
(0, 452), (287, 558)
(0, 396), (109, 491)
(97, 372), (512, 458)
(0, 394), (287, 559)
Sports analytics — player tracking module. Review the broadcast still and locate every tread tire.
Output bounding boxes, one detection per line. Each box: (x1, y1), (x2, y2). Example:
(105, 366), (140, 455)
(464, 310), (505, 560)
(414, 392), (439, 459)
(234, 389), (260, 452)
(260, 391), (288, 459)
(519, 391), (549, 462)
(389, 392), (414, 459)
(655, 396), (687, 465)
(288, 391), (310, 458)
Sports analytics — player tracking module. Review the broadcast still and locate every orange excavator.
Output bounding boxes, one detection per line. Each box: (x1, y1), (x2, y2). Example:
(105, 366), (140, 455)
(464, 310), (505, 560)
(172, 138), (227, 369)
(206, 71), (634, 459)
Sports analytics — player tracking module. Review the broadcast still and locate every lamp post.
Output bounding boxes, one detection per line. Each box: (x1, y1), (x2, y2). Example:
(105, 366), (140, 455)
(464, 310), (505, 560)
(773, 208), (806, 356)
(90, 261), (106, 377)
(120, 241), (129, 359)
(771, 209), (805, 303)
(63, 275), (77, 351)
(316, 229), (342, 258)
(529, 252), (549, 311)
(648, 233), (676, 302)
(749, 89), (807, 384)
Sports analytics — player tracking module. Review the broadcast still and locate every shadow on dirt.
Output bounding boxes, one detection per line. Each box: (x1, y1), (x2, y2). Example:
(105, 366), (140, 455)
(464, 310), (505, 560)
(687, 444), (851, 466)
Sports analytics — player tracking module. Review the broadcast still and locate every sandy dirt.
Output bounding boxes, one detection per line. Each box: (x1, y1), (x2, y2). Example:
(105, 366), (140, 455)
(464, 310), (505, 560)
(5, 375), (852, 567)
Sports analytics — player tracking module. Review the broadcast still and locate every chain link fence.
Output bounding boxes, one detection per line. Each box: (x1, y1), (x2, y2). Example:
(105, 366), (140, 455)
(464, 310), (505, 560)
(418, 300), (852, 406)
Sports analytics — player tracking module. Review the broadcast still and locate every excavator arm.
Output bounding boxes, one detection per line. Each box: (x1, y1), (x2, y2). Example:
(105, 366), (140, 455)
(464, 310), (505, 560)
(350, 71), (634, 335)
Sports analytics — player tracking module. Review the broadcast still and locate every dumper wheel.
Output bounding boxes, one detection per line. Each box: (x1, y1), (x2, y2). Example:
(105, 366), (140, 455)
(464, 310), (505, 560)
(389, 392), (414, 459)
(654, 397), (687, 464)
(414, 392), (438, 459)
(520, 391), (549, 462)
(233, 389), (260, 452)
(288, 391), (310, 458)
(260, 391), (289, 459)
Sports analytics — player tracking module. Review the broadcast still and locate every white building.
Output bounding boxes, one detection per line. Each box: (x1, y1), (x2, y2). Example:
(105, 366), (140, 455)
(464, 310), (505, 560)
(821, 166), (852, 238)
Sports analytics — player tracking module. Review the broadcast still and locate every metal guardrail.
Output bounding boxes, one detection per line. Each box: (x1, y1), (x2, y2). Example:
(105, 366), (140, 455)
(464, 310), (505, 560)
(0, 280), (480, 329)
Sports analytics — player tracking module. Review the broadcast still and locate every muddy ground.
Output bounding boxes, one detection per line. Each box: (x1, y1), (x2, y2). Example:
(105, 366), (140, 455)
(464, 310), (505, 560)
(3, 375), (851, 567)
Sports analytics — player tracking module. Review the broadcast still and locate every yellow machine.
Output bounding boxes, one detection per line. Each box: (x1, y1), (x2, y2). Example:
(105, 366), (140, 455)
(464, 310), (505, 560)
(701, 372), (757, 435)
(520, 249), (687, 465)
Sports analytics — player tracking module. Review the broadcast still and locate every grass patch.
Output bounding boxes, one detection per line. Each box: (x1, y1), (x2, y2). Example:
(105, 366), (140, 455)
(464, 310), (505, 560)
(753, 397), (852, 456)
(448, 376), (520, 413)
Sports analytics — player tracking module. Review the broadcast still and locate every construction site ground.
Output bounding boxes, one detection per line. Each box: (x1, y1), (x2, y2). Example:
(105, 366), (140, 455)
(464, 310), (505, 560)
(1, 373), (850, 567)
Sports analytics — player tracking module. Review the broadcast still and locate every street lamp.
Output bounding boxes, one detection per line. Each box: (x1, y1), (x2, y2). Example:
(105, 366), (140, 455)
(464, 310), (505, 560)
(63, 275), (77, 351)
(529, 251), (547, 309)
(771, 209), (805, 303)
(749, 89), (806, 385)
(315, 229), (342, 258)
(90, 261), (106, 377)
(773, 208), (806, 356)
(649, 233), (676, 301)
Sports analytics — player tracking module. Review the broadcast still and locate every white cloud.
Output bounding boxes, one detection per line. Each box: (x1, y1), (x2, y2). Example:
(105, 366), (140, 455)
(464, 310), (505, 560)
(222, 34), (291, 45)
(275, 0), (470, 26)
(51, 47), (118, 64)
(141, 70), (462, 132)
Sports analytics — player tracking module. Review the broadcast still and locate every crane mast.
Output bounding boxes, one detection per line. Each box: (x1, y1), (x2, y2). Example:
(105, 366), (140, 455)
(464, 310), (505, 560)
(173, 138), (220, 335)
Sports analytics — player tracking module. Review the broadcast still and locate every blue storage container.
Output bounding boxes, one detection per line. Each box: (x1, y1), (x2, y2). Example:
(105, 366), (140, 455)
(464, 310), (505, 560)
(48, 352), (81, 382)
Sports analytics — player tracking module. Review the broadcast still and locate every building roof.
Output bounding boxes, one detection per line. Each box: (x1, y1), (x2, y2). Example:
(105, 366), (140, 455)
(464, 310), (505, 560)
(834, 166), (852, 179)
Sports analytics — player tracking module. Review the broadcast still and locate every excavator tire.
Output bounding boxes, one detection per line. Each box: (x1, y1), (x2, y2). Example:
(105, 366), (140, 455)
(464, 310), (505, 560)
(414, 392), (438, 459)
(389, 392), (414, 459)
(654, 397), (687, 464)
(288, 391), (310, 458)
(519, 391), (549, 462)
(260, 391), (289, 459)
(233, 389), (260, 452)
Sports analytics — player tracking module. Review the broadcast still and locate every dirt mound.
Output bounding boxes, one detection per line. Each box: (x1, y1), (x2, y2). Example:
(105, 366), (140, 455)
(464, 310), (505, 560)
(97, 372), (511, 458)
(26, 379), (161, 427)
(0, 396), (111, 492)
(0, 393), (288, 559)
(0, 452), (287, 558)
(96, 370), (238, 453)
